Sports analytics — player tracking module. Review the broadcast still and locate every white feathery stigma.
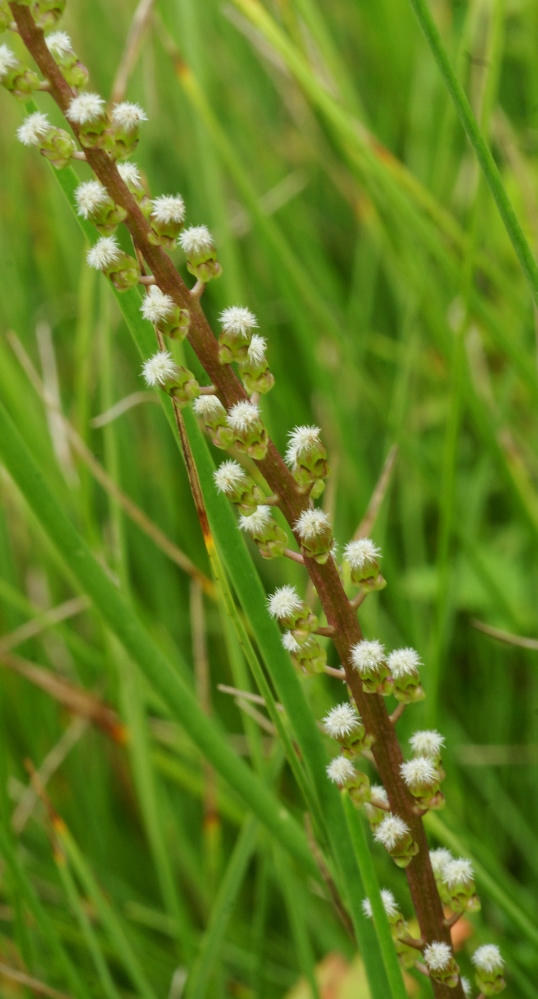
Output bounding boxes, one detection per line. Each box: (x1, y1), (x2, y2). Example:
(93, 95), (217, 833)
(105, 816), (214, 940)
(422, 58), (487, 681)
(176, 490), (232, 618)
(192, 394), (224, 419)
(326, 756), (356, 786)
(151, 194), (185, 224)
(117, 162), (142, 186)
(219, 306), (258, 334)
(424, 941), (453, 972)
(238, 505), (272, 535)
(361, 898), (373, 919)
(409, 730), (445, 757)
(430, 848), (453, 876)
(247, 334), (267, 365)
(294, 508), (330, 541)
(282, 631), (300, 653)
(75, 180), (108, 218)
(387, 647), (421, 678)
(213, 460), (247, 495)
(66, 92), (106, 124)
(268, 585), (303, 620)
(141, 351), (178, 388)
(370, 784), (388, 805)
(460, 977), (472, 997)
(45, 32), (73, 58)
(442, 858), (474, 888)
(323, 702), (361, 740)
(0, 45), (18, 80)
(111, 101), (147, 130)
(374, 813), (409, 851)
(17, 112), (50, 146)
(285, 425), (322, 464)
(179, 224), (214, 256)
(400, 756), (438, 788)
(380, 888), (399, 918)
(351, 639), (386, 676)
(227, 401), (260, 433)
(86, 236), (121, 270)
(140, 285), (175, 323)
(471, 945), (504, 973)
(343, 537), (381, 570)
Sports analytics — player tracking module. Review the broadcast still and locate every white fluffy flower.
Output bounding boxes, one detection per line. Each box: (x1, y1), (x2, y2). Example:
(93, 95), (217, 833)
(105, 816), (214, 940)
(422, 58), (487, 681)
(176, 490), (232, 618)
(294, 508), (330, 541)
(86, 236), (121, 270)
(326, 756), (355, 786)
(66, 92), (106, 124)
(117, 161), (142, 186)
(219, 305), (258, 334)
(374, 813), (409, 851)
(227, 401), (260, 433)
(343, 537), (381, 570)
(323, 702), (361, 740)
(45, 32), (74, 58)
(471, 944), (504, 973)
(75, 180), (108, 218)
(179, 224), (214, 256)
(286, 425), (322, 465)
(268, 585), (302, 620)
(409, 730), (445, 758)
(387, 647), (421, 679)
(111, 101), (147, 130)
(151, 194), (185, 225)
(361, 897), (373, 919)
(351, 639), (385, 676)
(362, 890), (398, 920)
(460, 977), (472, 996)
(246, 334), (267, 365)
(141, 351), (178, 388)
(239, 505), (271, 535)
(0, 45), (18, 80)
(192, 394), (224, 419)
(424, 941), (452, 972)
(17, 112), (50, 146)
(140, 285), (175, 323)
(282, 631), (300, 653)
(370, 784), (388, 805)
(400, 757), (438, 788)
(442, 858), (474, 889)
(430, 848), (453, 876)
(213, 460), (247, 495)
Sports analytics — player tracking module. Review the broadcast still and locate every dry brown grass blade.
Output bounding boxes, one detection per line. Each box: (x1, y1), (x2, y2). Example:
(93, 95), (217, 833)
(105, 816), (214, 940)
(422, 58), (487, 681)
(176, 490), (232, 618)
(0, 651), (126, 742)
(7, 331), (214, 596)
(0, 961), (72, 999)
(354, 444), (398, 540)
(11, 717), (88, 834)
(111, 0), (157, 104)
(471, 618), (538, 651)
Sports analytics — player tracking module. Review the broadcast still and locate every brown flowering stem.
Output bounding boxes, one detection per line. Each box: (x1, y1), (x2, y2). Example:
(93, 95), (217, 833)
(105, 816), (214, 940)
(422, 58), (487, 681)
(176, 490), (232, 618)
(9, 6), (464, 995)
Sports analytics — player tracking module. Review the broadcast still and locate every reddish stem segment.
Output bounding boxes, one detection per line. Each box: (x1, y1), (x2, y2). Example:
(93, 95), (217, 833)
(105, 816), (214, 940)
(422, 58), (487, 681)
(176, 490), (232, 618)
(9, 7), (464, 996)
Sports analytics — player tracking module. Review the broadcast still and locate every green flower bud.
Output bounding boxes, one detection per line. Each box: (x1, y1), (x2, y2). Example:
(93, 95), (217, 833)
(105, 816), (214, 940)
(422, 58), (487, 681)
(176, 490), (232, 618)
(75, 180), (127, 235)
(109, 102), (147, 160)
(148, 194), (185, 247)
(179, 225), (222, 282)
(323, 701), (373, 757)
(0, 45), (40, 99)
(66, 93), (111, 151)
(351, 639), (393, 696)
(286, 425), (330, 499)
(238, 335), (274, 393)
(213, 460), (265, 515)
(239, 505), (288, 559)
(140, 286), (190, 341)
(364, 785), (389, 827)
(327, 756), (371, 805)
(400, 757), (444, 812)
(32, 0), (66, 30)
(442, 859), (480, 914)
(374, 813), (419, 868)
(226, 401), (268, 460)
(343, 537), (385, 591)
(217, 305), (257, 365)
(472, 945), (505, 996)
(45, 32), (89, 89)
(117, 161), (152, 217)
(424, 942), (460, 989)
(17, 111), (77, 170)
(192, 395), (235, 450)
(267, 584), (318, 636)
(0, 3), (12, 32)
(387, 647), (425, 703)
(86, 236), (139, 291)
(294, 508), (333, 563)
(283, 631), (326, 675)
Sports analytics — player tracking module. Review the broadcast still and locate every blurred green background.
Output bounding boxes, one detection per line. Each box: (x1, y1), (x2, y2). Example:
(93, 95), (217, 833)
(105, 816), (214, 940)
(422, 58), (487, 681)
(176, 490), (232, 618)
(0, 0), (537, 996)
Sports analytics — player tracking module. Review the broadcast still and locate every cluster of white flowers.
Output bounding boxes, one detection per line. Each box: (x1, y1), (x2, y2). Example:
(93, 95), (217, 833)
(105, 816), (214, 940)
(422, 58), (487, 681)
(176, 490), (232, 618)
(294, 508), (330, 541)
(238, 506), (271, 536)
(374, 813), (409, 851)
(213, 460), (247, 496)
(75, 180), (108, 218)
(66, 92), (105, 124)
(472, 944), (504, 973)
(387, 647), (421, 678)
(351, 639), (385, 676)
(424, 941), (452, 971)
(219, 305), (257, 334)
(111, 101), (147, 130)
(227, 401), (260, 433)
(370, 784), (388, 806)
(45, 32), (74, 58)
(343, 537), (380, 570)
(361, 888), (399, 921)
(281, 631), (300, 653)
(400, 756), (437, 788)
(140, 285), (175, 324)
(86, 235), (121, 270)
(323, 702), (360, 739)
(442, 857), (474, 889)
(179, 224), (214, 256)
(429, 847), (453, 876)
(409, 730), (445, 757)
(285, 425), (322, 464)
(268, 585), (302, 620)
(117, 161), (142, 186)
(0, 45), (18, 80)
(151, 194), (185, 224)
(17, 112), (50, 146)
(141, 350), (178, 388)
(192, 395), (223, 419)
(326, 755), (355, 786)
(246, 334), (267, 365)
